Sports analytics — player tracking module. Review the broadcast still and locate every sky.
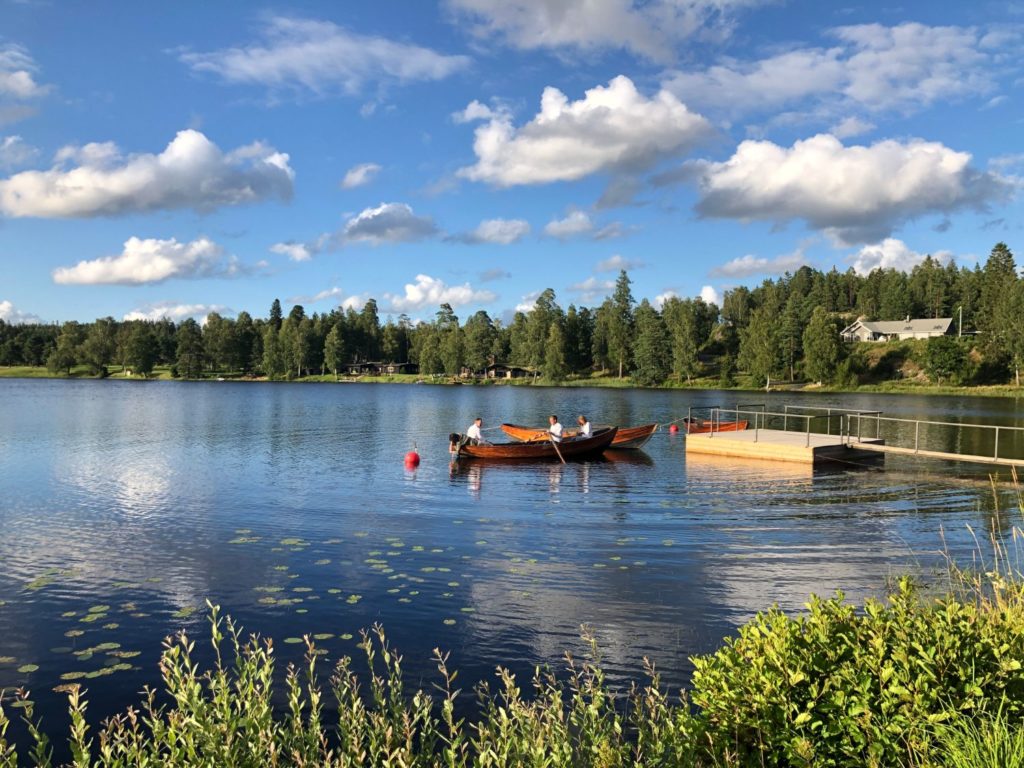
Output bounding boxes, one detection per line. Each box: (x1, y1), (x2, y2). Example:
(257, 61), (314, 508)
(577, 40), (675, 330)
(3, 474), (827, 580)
(1, 0), (1022, 326)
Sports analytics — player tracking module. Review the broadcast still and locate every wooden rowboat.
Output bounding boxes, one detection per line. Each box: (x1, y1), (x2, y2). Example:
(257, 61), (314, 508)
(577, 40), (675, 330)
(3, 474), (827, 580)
(501, 422), (658, 450)
(452, 427), (618, 460)
(683, 419), (748, 434)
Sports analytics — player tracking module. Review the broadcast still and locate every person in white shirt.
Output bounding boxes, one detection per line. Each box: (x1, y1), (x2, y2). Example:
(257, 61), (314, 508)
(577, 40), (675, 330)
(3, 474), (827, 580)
(548, 415), (563, 443)
(576, 415), (592, 438)
(466, 417), (486, 445)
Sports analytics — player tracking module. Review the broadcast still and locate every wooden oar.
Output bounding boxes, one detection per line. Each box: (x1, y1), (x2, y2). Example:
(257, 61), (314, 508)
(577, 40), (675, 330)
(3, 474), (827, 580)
(548, 433), (566, 464)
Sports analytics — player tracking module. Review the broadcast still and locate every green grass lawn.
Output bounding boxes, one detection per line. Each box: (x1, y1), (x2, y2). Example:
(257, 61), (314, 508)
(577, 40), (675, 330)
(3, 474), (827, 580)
(4, 364), (1023, 397)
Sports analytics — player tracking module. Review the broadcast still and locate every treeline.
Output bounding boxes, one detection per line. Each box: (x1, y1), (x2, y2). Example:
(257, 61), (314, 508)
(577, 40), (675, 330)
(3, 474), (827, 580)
(2, 242), (1022, 386)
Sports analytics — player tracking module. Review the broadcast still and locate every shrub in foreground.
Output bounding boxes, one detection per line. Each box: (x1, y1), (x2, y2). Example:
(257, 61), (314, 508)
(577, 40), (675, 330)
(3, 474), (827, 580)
(2, 572), (1024, 767)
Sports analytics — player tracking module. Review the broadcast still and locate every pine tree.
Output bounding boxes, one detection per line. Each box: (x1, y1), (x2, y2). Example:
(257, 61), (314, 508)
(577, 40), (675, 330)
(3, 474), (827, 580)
(608, 271), (635, 378)
(631, 300), (670, 386)
(175, 319), (204, 379)
(269, 298), (283, 331)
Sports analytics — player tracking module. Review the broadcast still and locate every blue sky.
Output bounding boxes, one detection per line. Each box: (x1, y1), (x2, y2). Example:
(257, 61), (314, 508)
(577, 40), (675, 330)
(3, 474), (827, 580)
(1, 0), (1022, 325)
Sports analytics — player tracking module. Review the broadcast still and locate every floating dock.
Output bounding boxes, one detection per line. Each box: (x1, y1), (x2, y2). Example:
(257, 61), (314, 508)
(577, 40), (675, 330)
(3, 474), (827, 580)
(685, 429), (884, 466)
(682, 404), (1024, 469)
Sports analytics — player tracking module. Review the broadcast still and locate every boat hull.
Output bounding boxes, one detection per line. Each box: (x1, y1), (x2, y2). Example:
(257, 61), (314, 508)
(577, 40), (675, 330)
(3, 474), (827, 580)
(684, 420), (748, 434)
(455, 427), (618, 460)
(501, 423), (658, 450)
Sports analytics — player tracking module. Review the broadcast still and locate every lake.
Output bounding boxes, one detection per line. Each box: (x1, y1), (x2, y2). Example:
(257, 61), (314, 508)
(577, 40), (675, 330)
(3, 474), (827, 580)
(0, 379), (1021, 742)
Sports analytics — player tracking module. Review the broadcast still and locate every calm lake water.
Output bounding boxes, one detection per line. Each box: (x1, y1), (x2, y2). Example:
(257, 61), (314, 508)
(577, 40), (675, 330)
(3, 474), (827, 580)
(1, 379), (1022, 741)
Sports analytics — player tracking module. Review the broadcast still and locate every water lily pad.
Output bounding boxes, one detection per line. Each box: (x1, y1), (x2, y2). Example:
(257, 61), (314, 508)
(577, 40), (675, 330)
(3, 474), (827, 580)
(61, 611), (78, 618)
(17, 664), (38, 674)
(315, 559), (330, 565)
(64, 629), (84, 638)
(284, 637), (303, 644)
(229, 536), (260, 544)
(312, 633), (333, 641)
(340, 633), (353, 641)
(172, 606), (197, 619)
(103, 623), (119, 630)
(0, 656), (15, 664)
(88, 604), (111, 613)
(345, 595), (362, 604)
(60, 671), (87, 681)
(443, 619), (456, 626)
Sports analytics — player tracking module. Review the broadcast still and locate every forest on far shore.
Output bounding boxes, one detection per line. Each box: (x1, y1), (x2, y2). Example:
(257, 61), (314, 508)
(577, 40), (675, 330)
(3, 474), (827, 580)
(3, 242), (1023, 390)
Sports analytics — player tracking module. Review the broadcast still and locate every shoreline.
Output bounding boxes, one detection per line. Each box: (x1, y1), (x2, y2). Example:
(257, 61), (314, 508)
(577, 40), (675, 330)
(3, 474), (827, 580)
(3, 365), (1023, 399)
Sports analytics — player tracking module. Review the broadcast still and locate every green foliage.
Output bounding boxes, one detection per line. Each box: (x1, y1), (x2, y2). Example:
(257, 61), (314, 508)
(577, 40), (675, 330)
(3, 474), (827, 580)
(802, 307), (841, 384)
(691, 575), (1024, 767)
(5, 568), (1024, 766)
(632, 299), (670, 386)
(542, 321), (568, 382)
(932, 705), (1024, 768)
(924, 336), (969, 385)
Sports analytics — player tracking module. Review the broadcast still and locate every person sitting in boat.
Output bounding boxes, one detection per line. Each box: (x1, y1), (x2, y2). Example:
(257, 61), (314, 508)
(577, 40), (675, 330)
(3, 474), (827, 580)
(576, 415), (592, 438)
(465, 417), (488, 445)
(548, 415), (563, 443)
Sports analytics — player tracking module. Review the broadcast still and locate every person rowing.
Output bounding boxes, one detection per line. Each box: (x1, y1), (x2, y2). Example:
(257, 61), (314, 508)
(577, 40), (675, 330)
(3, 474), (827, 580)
(548, 415), (563, 443)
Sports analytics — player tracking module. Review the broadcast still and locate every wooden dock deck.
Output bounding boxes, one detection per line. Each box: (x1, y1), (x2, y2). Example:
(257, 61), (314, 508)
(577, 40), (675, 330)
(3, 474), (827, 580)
(682, 405), (1024, 469)
(685, 429), (885, 466)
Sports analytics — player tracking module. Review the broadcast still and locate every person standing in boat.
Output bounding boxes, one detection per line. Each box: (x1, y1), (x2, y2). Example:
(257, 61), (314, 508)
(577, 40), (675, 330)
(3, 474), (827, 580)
(576, 415), (592, 438)
(548, 415), (563, 443)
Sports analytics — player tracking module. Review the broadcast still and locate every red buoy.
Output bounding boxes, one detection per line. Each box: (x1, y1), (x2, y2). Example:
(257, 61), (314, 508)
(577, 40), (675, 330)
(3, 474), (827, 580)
(669, 423), (679, 434)
(404, 450), (421, 468)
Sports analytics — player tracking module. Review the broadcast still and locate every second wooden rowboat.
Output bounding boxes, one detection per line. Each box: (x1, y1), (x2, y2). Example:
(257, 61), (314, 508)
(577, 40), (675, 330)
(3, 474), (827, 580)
(683, 419), (748, 434)
(453, 427), (618, 460)
(501, 422), (658, 450)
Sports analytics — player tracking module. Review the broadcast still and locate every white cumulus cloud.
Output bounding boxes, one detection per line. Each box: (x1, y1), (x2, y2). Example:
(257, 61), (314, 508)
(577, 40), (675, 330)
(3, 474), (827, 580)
(700, 285), (721, 305)
(458, 75), (712, 187)
(342, 202), (438, 245)
(0, 44), (49, 103)
(694, 133), (1008, 244)
(544, 210), (593, 239)
(0, 299), (41, 324)
(711, 249), (807, 278)
(340, 162), (381, 189)
(664, 22), (1002, 122)
(0, 129), (294, 218)
(384, 274), (496, 313)
(455, 217), (530, 244)
(851, 238), (953, 276)
(595, 254), (645, 272)
(445, 0), (766, 63)
(0, 135), (38, 169)
(181, 16), (469, 97)
(53, 237), (240, 285)
(270, 241), (314, 262)
(123, 302), (233, 323)
(567, 276), (615, 302)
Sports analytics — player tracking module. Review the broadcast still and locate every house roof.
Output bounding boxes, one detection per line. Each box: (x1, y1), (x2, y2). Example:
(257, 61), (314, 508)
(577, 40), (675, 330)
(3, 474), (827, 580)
(841, 318), (953, 335)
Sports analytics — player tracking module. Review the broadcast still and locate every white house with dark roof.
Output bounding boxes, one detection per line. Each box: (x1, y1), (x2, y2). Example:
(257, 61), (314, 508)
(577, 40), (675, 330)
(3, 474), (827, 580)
(840, 317), (955, 343)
